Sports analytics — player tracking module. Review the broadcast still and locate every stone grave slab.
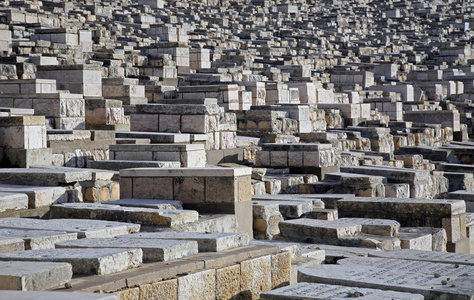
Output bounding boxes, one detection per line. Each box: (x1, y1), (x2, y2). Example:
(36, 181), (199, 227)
(56, 237), (198, 262)
(0, 261), (72, 291)
(0, 184), (67, 208)
(103, 198), (183, 210)
(50, 203), (198, 227)
(0, 168), (92, 186)
(369, 249), (474, 266)
(116, 232), (249, 252)
(0, 218), (140, 238)
(261, 282), (424, 300)
(0, 248), (142, 275)
(0, 228), (77, 250)
(0, 291), (119, 300)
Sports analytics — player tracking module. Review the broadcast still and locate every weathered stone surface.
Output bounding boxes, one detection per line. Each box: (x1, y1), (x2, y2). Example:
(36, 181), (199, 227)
(0, 291), (119, 300)
(0, 261), (72, 291)
(0, 248), (142, 275)
(0, 192), (28, 212)
(139, 279), (178, 300)
(0, 237), (24, 253)
(0, 228), (77, 250)
(240, 255), (272, 300)
(177, 269), (216, 300)
(216, 264), (241, 300)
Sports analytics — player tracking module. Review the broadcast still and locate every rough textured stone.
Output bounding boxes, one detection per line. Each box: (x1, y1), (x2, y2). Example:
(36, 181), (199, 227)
(177, 269), (216, 300)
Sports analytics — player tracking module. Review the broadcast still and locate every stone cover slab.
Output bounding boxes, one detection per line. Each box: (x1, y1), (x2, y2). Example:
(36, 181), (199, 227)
(0, 248), (142, 275)
(0, 192), (28, 212)
(0, 184), (67, 208)
(103, 198), (183, 210)
(0, 167), (92, 185)
(0, 261), (72, 291)
(0, 228), (77, 250)
(369, 249), (474, 266)
(261, 282), (424, 300)
(0, 218), (140, 238)
(56, 237), (198, 262)
(0, 237), (24, 253)
(50, 203), (198, 227)
(116, 232), (249, 252)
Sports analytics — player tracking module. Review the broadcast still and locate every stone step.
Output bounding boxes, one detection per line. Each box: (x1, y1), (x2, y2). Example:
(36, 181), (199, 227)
(103, 198), (183, 210)
(89, 160), (180, 171)
(0, 261), (72, 291)
(0, 228), (77, 250)
(0, 184), (67, 208)
(0, 291), (119, 299)
(117, 232), (249, 252)
(56, 237), (198, 262)
(261, 282), (424, 300)
(0, 248), (142, 275)
(0, 192), (28, 212)
(116, 131), (191, 143)
(50, 203), (199, 227)
(0, 218), (140, 238)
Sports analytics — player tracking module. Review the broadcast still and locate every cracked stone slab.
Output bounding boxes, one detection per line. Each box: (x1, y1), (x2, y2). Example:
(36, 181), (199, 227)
(0, 248), (142, 275)
(0, 261), (72, 290)
(56, 237), (198, 262)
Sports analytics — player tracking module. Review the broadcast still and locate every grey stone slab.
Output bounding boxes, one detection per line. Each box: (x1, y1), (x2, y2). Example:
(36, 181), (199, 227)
(0, 237), (25, 253)
(0, 184), (67, 208)
(252, 200), (313, 218)
(50, 203), (198, 227)
(0, 218), (140, 238)
(0, 248), (142, 275)
(336, 218), (400, 237)
(0, 228), (77, 250)
(0, 192), (28, 212)
(115, 131), (191, 143)
(252, 194), (325, 209)
(56, 237), (198, 262)
(0, 168), (92, 185)
(0, 291), (119, 299)
(261, 282), (424, 300)
(369, 249), (474, 266)
(0, 261), (72, 291)
(117, 232), (249, 252)
(299, 260), (474, 299)
(103, 198), (183, 210)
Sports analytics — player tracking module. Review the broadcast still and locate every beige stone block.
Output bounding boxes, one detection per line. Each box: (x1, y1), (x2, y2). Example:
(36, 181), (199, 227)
(84, 187), (97, 202)
(205, 177), (237, 203)
(133, 177), (173, 199)
(99, 187), (110, 202)
(216, 264), (241, 300)
(177, 269), (216, 300)
(173, 177), (205, 204)
(115, 287), (140, 300)
(111, 182), (120, 200)
(181, 115), (208, 133)
(271, 252), (291, 289)
(238, 175), (252, 203)
(240, 255), (272, 300)
(159, 114), (181, 132)
(139, 279), (178, 300)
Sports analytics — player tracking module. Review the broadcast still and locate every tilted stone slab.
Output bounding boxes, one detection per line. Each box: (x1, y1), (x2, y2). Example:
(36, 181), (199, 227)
(298, 259), (474, 299)
(0, 261), (72, 291)
(0, 237), (24, 253)
(0, 228), (77, 250)
(252, 194), (325, 208)
(56, 237), (198, 262)
(0, 184), (67, 208)
(50, 203), (198, 227)
(369, 249), (474, 266)
(0, 168), (92, 186)
(261, 282), (424, 300)
(117, 232), (249, 252)
(0, 291), (119, 300)
(0, 218), (140, 238)
(103, 198), (183, 210)
(0, 248), (142, 275)
(252, 200), (313, 218)
(279, 219), (362, 244)
(0, 192), (28, 212)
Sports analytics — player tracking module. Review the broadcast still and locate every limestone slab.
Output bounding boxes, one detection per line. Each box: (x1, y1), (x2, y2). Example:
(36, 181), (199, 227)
(261, 282), (424, 300)
(56, 237), (198, 262)
(369, 249), (474, 266)
(0, 228), (77, 250)
(0, 192), (28, 212)
(0, 261), (72, 291)
(0, 248), (142, 275)
(0, 237), (24, 253)
(104, 198), (183, 210)
(0, 183), (67, 208)
(0, 218), (140, 238)
(117, 232), (249, 252)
